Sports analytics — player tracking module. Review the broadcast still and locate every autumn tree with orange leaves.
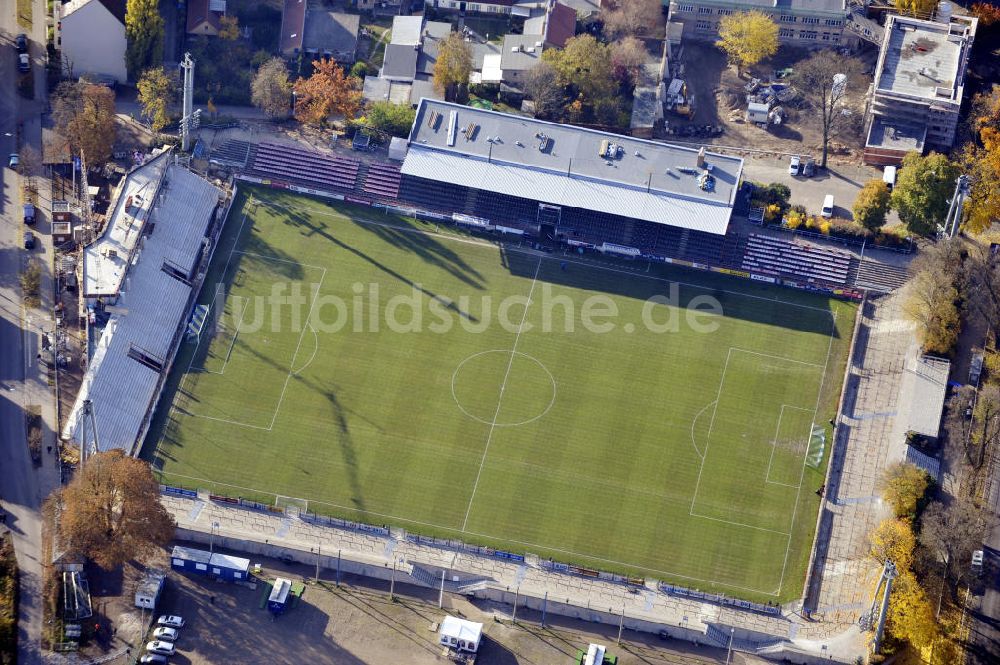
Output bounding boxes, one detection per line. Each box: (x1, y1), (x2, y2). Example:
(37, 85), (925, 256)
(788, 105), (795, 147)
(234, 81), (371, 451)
(292, 58), (361, 126)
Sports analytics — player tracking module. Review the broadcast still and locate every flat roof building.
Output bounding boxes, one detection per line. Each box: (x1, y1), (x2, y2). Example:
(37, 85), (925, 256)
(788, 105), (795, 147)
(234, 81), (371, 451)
(402, 99), (743, 235)
(668, 0), (850, 47)
(864, 12), (976, 164)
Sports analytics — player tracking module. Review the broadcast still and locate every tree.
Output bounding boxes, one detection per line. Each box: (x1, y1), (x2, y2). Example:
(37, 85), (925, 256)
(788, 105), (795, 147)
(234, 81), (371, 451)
(251, 57), (293, 118)
(972, 2), (1000, 25)
(364, 101), (416, 138)
(886, 571), (939, 650)
(790, 50), (864, 168)
(15, 145), (43, 183)
(292, 58), (360, 126)
(51, 81), (117, 165)
(918, 498), (988, 583)
(880, 463), (930, 520)
(965, 244), (1000, 351)
(610, 36), (647, 86)
(960, 86), (1000, 234)
(970, 384), (1000, 469)
(433, 32), (473, 101)
(543, 35), (616, 104)
(716, 11), (778, 77)
(891, 151), (960, 236)
(56, 450), (175, 570)
(602, 0), (661, 39)
(892, 0), (938, 18)
(903, 237), (965, 355)
(522, 62), (564, 118)
(870, 518), (917, 572)
(852, 179), (891, 231)
(125, 0), (165, 81)
(218, 14), (239, 41)
(137, 67), (177, 133)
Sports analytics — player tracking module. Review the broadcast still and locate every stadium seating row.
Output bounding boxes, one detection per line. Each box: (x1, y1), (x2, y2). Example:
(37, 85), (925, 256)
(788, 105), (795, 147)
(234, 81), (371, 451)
(740, 234), (850, 284)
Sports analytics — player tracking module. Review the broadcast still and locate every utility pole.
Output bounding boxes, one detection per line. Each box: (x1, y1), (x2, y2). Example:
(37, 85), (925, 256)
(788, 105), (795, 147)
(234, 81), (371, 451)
(315, 544), (320, 584)
(511, 585), (520, 624)
(943, 174), (970, 238)
(725, 627), (734, 664)
(617, 599), (625, 645)
(438, 570), (445, 609)
(390, 558), (397, 600)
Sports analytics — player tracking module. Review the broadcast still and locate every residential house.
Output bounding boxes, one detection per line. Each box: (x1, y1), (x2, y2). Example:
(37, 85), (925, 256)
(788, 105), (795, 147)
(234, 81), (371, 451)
(303, 10), (361, 63)
(864, 13), (977, 165)
(668, 0), (849, 47)
(425, 0), (515, 15)
(59, 0), (127, 83)
(279, 0), (307, 55)
(523, 1), (576, 48)
(500, 34), (543, 88)
(187, 0), (227, 36)
(364, 17), (448, 106)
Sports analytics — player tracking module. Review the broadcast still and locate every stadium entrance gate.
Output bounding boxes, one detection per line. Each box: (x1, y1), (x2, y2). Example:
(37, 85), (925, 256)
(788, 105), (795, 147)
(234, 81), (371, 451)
(537, 204), (561, 244)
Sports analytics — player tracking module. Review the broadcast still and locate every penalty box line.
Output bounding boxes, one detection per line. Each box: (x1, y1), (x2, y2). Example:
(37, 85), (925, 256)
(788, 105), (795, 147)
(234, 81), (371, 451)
(688, 346), (826, 536)
(181, 259), (328, 431)
(764, 404), (815, 489)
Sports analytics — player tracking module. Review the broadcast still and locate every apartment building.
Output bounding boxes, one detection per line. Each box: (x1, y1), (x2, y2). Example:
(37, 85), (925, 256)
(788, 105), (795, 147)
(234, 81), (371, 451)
(668, 0), (849, 47)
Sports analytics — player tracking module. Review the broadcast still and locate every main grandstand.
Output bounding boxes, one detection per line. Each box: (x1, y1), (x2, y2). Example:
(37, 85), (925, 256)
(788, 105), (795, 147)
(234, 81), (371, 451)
(64, 149), (226, 454)
(228, 99), (907, 293)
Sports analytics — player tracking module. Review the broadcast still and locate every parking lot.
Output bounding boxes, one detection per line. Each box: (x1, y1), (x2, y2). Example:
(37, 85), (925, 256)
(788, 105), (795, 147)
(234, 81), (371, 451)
(130, 547), (756, 665)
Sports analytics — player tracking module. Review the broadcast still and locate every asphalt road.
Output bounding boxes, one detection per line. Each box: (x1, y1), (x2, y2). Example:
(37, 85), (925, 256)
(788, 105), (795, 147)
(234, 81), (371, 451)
(1, 1), (53, 663)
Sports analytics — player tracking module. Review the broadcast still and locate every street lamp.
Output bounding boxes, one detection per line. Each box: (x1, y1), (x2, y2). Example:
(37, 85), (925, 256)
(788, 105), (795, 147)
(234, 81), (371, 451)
(726, 627), (735, 664)
(209, 521), (220, 555)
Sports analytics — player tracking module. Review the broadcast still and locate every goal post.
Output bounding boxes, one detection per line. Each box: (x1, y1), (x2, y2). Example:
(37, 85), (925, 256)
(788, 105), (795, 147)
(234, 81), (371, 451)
(274, 495), (309, 517)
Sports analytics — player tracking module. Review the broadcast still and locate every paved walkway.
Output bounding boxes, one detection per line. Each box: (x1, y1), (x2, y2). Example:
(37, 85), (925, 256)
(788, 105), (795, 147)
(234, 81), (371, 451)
(805, 291), (915, 624)
(162, 487), (866, 662)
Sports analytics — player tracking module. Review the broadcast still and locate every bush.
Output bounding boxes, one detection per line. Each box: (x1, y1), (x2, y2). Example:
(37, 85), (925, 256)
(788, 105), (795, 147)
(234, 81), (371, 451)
(350, 61), (370, 79)
(819, 220), (831, 234)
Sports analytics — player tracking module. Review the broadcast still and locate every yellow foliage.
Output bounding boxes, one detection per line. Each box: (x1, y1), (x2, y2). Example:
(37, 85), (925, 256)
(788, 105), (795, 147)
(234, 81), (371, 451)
(819, 220), (831, 234)
(218, 14), (239, 41)
(869, 518), (916, 572)
(716, 11), (779, 72)
(893, 0), (939, 18)
(880, 462), (930, 519)
(886, 571), (939, 650)
(764, 203), (781, 222)
(785, 211), (803, 229)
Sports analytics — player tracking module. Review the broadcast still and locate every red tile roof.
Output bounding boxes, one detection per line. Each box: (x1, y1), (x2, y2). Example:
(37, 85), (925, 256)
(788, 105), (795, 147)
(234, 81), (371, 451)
(279, 0), (307, 53)
(186, 0), (223, 34)
(545, 2), (577, 48)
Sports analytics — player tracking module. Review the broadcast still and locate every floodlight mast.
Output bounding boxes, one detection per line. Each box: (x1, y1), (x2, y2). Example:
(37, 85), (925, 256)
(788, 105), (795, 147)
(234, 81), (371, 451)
(180, 53), (196, 152)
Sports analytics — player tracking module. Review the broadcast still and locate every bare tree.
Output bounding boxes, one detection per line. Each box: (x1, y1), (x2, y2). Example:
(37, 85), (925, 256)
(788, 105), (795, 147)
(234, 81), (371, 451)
(971, 384), (1000, 469)
(522, 62), (564, 119)
(610, 36), (648, 86)
(903, 237), (967, 356)
(790, 50), (865, 167)
(919, 498), (990, 583)
(602, 0), (662, 39)
(965, 243), (1000, 343)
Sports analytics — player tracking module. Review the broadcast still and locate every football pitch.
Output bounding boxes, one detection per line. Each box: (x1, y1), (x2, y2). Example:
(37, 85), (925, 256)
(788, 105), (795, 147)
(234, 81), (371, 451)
(147, 188), (855, 601)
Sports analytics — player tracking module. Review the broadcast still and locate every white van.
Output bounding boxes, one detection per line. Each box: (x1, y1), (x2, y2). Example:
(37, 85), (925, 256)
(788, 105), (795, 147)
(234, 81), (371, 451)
(883, 165), (897, 191)
(821, 195), (834, 218)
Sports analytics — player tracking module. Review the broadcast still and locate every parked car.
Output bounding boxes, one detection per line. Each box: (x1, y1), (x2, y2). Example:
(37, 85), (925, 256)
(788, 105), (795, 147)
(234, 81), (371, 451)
(788, 155), (800, 176)
(23, 203), (35, 225)
(23, 231), (35, 250)
(17, 52), (29, 73)
(145, 641), (175, 656)
(802, 159), (815, 178)
(139, 655), (167, 665)
(157, 615), (185, 628)
(8, 153), (19, 169)
(152, 627), (178, 641)
(15, 34), (27, 53)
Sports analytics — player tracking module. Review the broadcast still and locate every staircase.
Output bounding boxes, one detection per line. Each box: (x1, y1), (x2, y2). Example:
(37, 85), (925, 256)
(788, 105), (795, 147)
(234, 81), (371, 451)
(853, 256), (910, 291)
(409, 565), (494, 593)
(351, 161), (371, 198)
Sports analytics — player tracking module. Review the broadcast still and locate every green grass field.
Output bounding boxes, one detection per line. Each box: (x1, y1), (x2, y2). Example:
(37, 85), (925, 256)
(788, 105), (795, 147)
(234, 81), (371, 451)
(146, 188), (855, 601)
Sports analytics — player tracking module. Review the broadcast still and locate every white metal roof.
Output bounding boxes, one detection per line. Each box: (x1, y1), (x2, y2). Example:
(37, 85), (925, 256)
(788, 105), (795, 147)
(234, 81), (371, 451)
(171, 546), (212, 563)
(401, 147), (734, 235)
(391, 15), (423, 46)
(210, 552), (250, 571)
(439, 616), (482, 644)
(269, 577), (291, 603)
(481, 53), (502, 83)
(64, 163), (221, 453)
(83, 150), (171, 298)
(404, 100), (741, 234)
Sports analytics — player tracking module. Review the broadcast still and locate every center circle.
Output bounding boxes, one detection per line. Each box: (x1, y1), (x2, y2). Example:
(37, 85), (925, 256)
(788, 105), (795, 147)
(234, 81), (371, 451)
(451, 350), (557, 427)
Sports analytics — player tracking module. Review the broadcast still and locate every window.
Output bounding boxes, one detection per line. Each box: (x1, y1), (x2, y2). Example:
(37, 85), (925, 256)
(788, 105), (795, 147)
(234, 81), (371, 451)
(195, 563), (207, 571)
(695, 19), (713, 30)
(779, 14), (795, 23)
(826, 19), (843, 26)
(717, 8), (732, 15)
(779, 28), (794, 38)
(678, 4), (694, 11)
(698, 7), (712, 14)
(235, 572), (243, 579)
(799, 30), (818, 40)
(468, 3), (479, 9)
(801, 17), (819, 24)
(821, 32), (830, 40)
(212, 568), (221, 575)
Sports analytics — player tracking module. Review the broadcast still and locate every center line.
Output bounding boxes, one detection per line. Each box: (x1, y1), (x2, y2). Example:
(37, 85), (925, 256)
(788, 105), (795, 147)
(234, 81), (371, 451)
(461, 257), (542, 531)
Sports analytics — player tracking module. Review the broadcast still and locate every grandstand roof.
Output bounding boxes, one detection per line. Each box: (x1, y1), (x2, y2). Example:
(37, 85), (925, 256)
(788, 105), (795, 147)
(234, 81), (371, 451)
(64, 163), (221, 454)
(402, 100), (743, 235)
(83, 150), (171, 298)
